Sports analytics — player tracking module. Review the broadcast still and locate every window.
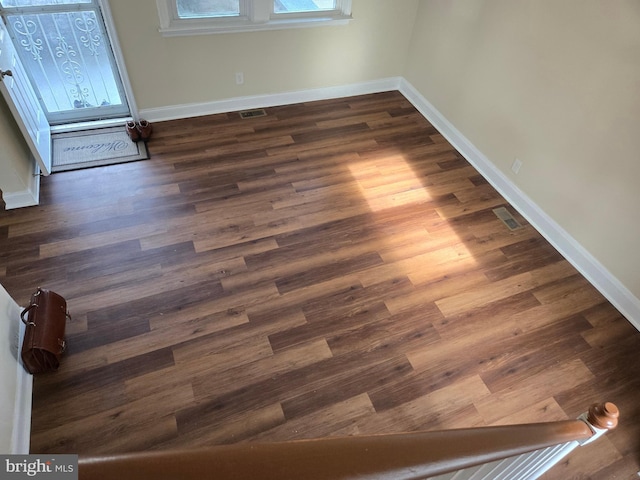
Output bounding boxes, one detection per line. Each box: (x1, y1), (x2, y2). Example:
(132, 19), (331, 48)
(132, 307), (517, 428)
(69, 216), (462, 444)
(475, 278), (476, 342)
(156, 0), (352, 36)
(273, 0), (336, 14)
(0, 0), (91, 5)
(176, 0), (241, 18)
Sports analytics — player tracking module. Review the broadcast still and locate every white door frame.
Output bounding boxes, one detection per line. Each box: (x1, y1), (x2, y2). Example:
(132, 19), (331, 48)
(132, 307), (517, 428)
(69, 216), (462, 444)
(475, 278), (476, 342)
(97, 0), (139, 122)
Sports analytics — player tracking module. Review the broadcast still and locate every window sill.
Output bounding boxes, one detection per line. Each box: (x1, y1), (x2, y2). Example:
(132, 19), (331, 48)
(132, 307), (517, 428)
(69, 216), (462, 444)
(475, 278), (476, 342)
(158, 15), (352, 37)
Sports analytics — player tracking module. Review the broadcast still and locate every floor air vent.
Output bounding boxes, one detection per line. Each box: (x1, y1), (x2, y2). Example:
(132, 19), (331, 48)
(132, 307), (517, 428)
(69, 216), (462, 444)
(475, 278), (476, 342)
(492, 207), (524, 231)
(239, 109), (267, 119)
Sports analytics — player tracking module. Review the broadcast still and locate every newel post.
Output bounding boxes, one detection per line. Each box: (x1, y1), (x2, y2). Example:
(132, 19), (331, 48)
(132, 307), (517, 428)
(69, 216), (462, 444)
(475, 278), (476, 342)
(578, 401), (619, 445)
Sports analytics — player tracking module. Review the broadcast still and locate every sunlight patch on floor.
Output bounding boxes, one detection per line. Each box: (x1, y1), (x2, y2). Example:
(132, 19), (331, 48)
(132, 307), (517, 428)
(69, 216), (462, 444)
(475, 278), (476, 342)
(348, 153), (433, 212)
(348, 153), (478, 270)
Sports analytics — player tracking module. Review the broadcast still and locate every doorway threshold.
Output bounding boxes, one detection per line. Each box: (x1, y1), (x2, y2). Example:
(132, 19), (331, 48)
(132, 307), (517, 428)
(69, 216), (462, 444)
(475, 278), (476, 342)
(51, 117), (132, 134)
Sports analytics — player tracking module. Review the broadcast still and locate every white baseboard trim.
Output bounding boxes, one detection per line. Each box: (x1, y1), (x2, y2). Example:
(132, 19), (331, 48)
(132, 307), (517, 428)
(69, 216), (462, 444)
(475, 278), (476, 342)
(139, 77), (403, 122)
(3, 158), (40, 210)
(399, 78), (640, 331)
(12, 321), (32, 454)
(3, 189), (38, 210)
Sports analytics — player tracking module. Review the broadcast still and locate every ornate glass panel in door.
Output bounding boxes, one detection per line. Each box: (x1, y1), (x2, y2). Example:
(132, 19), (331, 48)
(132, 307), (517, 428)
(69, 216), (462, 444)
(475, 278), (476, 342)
(0, 0), (129, 125)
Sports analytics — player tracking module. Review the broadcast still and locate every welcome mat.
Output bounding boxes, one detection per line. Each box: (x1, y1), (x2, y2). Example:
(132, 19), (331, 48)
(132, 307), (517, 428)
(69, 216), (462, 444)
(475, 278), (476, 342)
(52, 126), (149, 172)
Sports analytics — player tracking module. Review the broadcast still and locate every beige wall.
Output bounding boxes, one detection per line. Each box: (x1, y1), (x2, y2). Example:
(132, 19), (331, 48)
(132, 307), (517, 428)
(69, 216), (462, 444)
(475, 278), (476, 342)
(0, 96), (31, 199)
(108, 0), (419, 109)
(405, 0), (640, 299)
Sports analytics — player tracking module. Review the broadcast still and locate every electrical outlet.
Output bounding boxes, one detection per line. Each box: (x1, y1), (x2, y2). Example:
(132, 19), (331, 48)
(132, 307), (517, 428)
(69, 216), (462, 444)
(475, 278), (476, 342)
(511, 158), (523, 175)
(235, 72), (244, 85)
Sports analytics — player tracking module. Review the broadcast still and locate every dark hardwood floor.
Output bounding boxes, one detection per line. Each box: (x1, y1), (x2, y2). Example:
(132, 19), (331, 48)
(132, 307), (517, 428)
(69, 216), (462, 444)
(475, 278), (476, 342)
(1, 91), (639, 479)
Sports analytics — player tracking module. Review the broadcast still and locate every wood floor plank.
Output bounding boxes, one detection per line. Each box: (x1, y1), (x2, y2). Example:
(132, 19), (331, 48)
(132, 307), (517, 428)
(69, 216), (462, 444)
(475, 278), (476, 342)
(32, 348), (175, 433)
(269, 301), (393, 353)
(491, 397), (569, 426)
(1, 91), (638, 477)
(192, 338), (334, 402)
(252, 393), (375, 442)
(473, 358), (596, 424)
(153, 403), (287, 450)
(358, 375), (491, 434)
(30, 387), (193, 454)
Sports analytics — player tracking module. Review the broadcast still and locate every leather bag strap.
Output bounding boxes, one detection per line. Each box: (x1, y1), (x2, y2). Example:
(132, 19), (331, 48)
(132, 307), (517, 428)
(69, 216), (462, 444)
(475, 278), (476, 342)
(20, 303), (38, 326)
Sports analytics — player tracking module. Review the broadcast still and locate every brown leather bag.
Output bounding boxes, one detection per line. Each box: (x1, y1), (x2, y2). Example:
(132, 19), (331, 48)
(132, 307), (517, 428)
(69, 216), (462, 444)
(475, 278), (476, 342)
(20, 288), (70, 374)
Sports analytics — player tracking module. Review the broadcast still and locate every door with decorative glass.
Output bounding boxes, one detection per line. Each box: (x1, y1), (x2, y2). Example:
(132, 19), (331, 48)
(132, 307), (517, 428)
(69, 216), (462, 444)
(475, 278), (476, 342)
(0, 0), (130, 125)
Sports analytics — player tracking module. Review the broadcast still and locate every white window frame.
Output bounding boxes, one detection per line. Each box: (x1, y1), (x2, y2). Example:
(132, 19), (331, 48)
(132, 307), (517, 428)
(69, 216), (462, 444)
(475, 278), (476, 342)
(156, 0), (352, 36)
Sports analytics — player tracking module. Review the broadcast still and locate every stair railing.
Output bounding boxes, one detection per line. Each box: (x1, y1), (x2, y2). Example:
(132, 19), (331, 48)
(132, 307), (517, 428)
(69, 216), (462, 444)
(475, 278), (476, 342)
(78, 401), (619, 480)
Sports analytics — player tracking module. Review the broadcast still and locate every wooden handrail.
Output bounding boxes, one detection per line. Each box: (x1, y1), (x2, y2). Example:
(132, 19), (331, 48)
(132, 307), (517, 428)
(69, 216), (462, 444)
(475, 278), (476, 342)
(78, 402), (618, 480)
